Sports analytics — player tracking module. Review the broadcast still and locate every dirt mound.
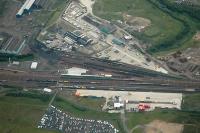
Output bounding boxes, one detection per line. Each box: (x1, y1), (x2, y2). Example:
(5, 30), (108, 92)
(144, 120), (183, 133)
(123, 13), (151, 29)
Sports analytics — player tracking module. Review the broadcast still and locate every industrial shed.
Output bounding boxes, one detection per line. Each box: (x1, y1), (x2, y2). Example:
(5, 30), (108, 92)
(16, 0), (36, 17)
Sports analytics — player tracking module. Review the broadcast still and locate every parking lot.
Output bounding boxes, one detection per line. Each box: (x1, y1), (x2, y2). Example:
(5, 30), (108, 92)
(38, 105), (118, 133)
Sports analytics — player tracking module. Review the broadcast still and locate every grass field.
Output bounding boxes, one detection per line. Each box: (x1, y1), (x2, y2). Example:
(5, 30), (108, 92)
(0, 91), (57, 133)
(58, 91), (106, 111)
(93, 0), (200, 56)
(182, 93), (200, 111)
(73, 96), (105, 110)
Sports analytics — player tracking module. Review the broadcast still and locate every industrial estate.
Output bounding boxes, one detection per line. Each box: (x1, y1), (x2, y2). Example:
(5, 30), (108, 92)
(0, 0), (200, 133)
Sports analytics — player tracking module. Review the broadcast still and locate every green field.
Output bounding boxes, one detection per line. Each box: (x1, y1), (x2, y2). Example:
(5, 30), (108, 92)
(0, 91), (57, 133)
(93, 0), (200, 55)
(182, 93), (200, 111)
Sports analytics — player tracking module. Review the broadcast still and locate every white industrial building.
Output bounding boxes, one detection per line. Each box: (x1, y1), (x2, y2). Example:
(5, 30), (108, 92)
(62, 67), (88, 76)
(114, 103), (124, 108)
(43, 88), (52, 93)
(16, 0), (36, 17)
(30, 62), (38, 69)
(24, 0), (36, 12)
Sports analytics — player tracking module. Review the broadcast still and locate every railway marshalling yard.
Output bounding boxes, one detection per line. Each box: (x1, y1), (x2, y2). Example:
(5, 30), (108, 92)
(1, 0), (200, 133)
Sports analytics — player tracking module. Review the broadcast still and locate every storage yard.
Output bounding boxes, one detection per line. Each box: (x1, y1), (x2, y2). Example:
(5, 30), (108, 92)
(75, 90), (182, 112)
(38, 105), (118, 133)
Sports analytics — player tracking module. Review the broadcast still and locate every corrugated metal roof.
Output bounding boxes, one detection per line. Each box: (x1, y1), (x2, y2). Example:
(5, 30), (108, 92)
(16, 0), (31, 16)
(66, 67), (88, 76)
(25, 0), (36, 10)
(30, 62), (38, 69)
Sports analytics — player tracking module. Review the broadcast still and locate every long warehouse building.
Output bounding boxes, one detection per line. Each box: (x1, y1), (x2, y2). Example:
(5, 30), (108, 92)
(24, 0), (36, 12)
(16, 0), (36, 17)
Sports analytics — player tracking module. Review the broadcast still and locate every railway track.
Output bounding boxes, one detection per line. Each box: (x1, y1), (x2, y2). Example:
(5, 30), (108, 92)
(0, 69), (199, 92)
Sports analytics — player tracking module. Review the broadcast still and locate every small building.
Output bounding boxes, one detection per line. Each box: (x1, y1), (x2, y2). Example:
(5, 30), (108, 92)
(16, 0), (36, 17)
(13, 61), (20, 65)
(124, 35), (132, 40)
(64, 67), (88, 76)
(16, 0), (30, 17)
(43, 88), (52, 93)
(30, 62), (38, 69)
(114, 103), (124, 109)
(24, 0), (36, 12)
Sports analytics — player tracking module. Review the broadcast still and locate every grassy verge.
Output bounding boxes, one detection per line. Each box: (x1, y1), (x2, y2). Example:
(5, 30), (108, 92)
(74, 96), (105, 110)
(0, 53), (34, 62)
(58, 91), (106, 111)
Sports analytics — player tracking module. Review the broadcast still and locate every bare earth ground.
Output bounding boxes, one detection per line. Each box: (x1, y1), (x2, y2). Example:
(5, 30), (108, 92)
(193, 31), (200, 41)
(144, 120), (183, 133)
(123, 13), (151, 29)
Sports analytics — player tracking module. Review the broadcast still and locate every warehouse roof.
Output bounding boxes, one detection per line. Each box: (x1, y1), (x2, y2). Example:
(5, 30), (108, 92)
(66, 67), (87, 76)
(25, 0), (36, 10)
(30, 62), (38, 69)
(16, 0), (31, 16)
